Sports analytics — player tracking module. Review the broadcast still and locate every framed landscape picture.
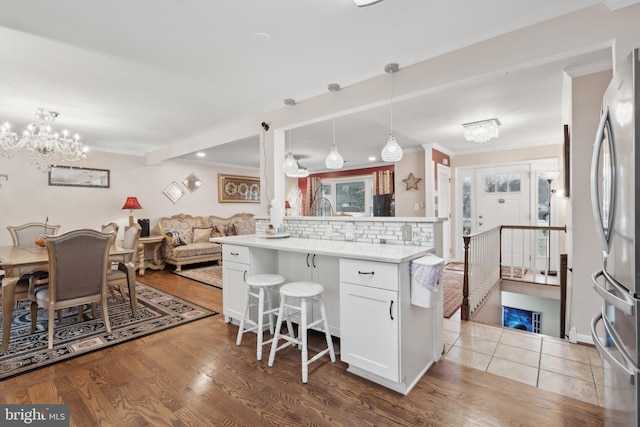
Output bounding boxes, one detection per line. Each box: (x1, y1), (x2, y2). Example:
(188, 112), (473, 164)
(48, 165), (110, 188)
(218, 174), (260, 203)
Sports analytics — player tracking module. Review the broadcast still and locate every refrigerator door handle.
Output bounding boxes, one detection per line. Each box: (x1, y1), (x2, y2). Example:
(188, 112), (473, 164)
(590, 105), (617, 254)
(591, 311), (636, 384)
(592, 269), (634, 316)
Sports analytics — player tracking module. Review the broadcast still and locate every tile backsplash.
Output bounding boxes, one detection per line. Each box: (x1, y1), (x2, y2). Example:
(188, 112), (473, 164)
(255, 216), (443, 248)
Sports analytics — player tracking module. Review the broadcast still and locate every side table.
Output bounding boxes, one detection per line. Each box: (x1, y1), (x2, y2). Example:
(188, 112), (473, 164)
(138, 235), (165, 275)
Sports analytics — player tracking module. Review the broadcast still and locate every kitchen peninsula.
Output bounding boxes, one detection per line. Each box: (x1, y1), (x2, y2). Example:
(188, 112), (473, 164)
(211, 232), (442, 395)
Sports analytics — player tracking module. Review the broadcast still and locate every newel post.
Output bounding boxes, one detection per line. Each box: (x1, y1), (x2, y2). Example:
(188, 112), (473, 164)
(462, 235), (471, 321)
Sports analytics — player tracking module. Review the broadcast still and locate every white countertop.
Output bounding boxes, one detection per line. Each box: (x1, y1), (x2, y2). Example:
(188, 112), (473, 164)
(211, 234), (433, 263)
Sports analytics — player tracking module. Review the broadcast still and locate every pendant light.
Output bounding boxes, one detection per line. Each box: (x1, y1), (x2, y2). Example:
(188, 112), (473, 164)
(325, 83), (344, 169)
(282, 98), (298, 176)
(381, 63), (403, 162)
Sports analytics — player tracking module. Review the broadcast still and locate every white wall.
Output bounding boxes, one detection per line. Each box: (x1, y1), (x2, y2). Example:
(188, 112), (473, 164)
(568, 69), (612, 342)
(0, 151), (264, 246)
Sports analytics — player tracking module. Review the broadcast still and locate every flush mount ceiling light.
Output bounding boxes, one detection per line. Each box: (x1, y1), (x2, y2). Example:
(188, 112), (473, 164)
(353, 0), (383, 6)
(462, 118), (501, 143)
(381, 63), (403, 162)
(282, 98), (299, 176)
(325, 83), (344, 169)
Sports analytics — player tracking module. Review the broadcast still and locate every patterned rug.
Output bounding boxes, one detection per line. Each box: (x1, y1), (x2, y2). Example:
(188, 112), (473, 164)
(174, 264), (222, 288)
(442, 270), (463, 318)
(0, 282), (217, 380)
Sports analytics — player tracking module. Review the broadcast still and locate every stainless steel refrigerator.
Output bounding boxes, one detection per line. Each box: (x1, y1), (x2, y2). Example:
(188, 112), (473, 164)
(591, 48), (640, 426)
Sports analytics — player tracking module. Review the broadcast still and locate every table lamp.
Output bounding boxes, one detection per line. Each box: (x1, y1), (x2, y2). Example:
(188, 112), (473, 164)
(122, 197), (142, 226)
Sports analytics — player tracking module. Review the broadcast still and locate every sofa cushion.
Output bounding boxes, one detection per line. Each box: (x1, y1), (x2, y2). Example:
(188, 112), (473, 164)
(169, 242), (221, 259)
(193, 227), (213, 243)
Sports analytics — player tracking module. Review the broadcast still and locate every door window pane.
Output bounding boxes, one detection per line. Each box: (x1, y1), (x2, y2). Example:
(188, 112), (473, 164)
(484, 175), (495, 193)
(462, 176), (471, 236)
(509, 173), (521, 192)
(496, 174), (508, 192)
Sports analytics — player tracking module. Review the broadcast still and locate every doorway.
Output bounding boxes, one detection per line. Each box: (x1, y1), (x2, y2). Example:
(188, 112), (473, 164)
(455, 159), (558, 263)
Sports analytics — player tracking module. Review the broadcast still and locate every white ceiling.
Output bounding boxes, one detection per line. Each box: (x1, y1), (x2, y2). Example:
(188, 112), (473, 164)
(0, 0), (628, 172)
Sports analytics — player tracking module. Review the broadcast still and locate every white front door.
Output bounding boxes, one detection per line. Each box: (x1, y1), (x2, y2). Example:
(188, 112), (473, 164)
(476, 165), (530, 267)
(437, 164), (451, 263)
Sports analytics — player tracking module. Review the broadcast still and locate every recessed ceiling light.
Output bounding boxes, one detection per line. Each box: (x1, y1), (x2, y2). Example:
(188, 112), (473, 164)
(196, 152), (205, 158)
(368, 156), (376, 161)
(353, 0), (383, 6)
(252, 32), (272, 43)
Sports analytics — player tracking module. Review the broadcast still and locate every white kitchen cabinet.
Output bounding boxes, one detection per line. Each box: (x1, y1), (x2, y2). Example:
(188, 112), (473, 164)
(340, 259), (400, 381)
(278, 251), (340, 336)
(222, 244), (277, 325)
(339, 257), (432, 395)
(340, 282), (399, 381)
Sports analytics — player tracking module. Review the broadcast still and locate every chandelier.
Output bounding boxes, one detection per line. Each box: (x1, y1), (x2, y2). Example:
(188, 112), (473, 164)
(462, 118), (501, 143)
(0, 108), (87, 171)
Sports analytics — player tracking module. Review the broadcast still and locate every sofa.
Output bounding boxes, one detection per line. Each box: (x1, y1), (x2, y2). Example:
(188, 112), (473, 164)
(158, 212), (255, 271)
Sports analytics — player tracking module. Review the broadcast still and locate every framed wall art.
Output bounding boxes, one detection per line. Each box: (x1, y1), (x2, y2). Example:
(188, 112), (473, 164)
(218, 174), (260, 203)
(48, 165), (110, 188)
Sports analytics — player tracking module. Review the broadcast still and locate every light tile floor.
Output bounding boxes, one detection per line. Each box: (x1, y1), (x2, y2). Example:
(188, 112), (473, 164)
(443, 310), (604, 407)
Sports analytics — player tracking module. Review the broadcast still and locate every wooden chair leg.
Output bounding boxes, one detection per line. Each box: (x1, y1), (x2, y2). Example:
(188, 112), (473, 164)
(118, 283), (128, 299)
(30, 302), (38, 334)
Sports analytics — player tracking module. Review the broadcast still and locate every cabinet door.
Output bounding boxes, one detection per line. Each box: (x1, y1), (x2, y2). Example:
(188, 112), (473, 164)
(222, 260), (249, 323)
(340, 282), (399, 381)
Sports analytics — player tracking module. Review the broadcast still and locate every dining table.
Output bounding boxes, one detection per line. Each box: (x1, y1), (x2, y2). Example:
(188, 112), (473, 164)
(0, 244), (135, 353)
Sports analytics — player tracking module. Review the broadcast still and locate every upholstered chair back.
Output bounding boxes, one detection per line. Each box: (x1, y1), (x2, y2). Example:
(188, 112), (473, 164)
(121, 223), (141, 264)
(8, 223), (61, 247)
(44, 229), (113, 301)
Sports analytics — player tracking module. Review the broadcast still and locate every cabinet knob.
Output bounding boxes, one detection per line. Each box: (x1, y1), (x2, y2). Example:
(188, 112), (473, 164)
(358, 271), (375, 275)
(389, 300), (394, 320)
(231, 252), (239, 256)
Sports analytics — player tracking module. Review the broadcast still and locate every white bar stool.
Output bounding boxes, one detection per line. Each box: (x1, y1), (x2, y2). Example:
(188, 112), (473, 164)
(236, 273), (285, 360)
(268, 281), (336, 383)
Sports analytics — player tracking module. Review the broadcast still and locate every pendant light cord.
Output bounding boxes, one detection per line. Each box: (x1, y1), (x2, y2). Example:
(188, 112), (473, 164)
(389, 71), (394, 134)
(332, 90), (336, 146)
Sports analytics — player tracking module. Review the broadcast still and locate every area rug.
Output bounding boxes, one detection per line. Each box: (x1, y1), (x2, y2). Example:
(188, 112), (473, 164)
(442, 271), (463, 318)
(0, 282), (217, 380)
(174, 264), (222, 289)
(501, 266), (526, 279)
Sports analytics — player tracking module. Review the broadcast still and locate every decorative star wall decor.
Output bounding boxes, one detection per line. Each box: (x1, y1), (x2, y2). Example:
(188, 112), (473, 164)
(403, 173), (421, 190)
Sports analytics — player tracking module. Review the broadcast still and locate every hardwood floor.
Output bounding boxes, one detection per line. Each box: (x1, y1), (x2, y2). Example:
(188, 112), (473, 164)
(0, 270), (607, 426)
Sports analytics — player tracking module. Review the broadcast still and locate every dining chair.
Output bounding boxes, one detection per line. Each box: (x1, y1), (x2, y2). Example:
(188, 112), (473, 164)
(30, 229), (114, 349)
(101, 222), (119, 246)
(106, 223), (140, 312)
(7, 222), (62, 310)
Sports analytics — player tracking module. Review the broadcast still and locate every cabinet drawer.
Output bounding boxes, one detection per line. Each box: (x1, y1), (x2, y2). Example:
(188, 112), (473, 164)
(222, 244), (250, 264)
(340, 259), (398, 291)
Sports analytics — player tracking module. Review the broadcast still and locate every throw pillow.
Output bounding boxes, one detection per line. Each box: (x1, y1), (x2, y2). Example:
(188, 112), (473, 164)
(225, 223), (238, 236)
(193, 227), (213, 243)
(165, 230), (183, 246)
(211, 226), (225, 238)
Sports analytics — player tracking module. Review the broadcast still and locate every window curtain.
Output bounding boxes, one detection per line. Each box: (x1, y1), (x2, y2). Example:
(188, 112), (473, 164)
(304, 177), (321, 216)
(373, 170), (394, 195)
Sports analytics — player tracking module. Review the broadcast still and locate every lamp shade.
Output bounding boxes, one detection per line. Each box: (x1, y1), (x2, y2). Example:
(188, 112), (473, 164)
(122, 197), (142, 210)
